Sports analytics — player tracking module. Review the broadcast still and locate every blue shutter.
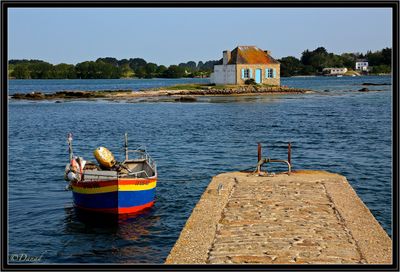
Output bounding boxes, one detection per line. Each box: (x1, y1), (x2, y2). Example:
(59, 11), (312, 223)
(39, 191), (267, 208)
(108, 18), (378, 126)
(241, 69), (245, 79)
(265, 69), (269, 78)
(249, 69), (253, 78)
(273, 68), (276, 78)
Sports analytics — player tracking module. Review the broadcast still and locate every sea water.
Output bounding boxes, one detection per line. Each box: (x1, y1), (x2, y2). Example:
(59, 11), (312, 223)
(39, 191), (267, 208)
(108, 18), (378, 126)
(7, 76), (392, 263)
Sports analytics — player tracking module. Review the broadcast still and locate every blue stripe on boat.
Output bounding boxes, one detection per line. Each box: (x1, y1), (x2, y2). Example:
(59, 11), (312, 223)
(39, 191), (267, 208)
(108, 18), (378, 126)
(118, 189), (155, 207)
(72, 188), (155, 209)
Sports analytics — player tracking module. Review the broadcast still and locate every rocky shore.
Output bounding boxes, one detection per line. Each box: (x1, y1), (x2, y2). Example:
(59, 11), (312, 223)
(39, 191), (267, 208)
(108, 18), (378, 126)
(10, 85), (314, 101)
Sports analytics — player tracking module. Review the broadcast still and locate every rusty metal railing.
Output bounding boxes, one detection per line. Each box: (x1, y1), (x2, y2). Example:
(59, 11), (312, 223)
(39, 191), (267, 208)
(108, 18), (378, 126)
(254, 142), (292, 175)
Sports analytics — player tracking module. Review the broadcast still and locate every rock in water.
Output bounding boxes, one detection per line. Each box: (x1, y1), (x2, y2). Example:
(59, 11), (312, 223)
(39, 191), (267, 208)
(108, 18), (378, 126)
(174, 96), (197, 102)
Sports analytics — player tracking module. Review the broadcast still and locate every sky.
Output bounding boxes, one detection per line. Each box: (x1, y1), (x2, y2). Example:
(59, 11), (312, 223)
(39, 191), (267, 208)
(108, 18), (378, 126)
(8, 8), (392, 66)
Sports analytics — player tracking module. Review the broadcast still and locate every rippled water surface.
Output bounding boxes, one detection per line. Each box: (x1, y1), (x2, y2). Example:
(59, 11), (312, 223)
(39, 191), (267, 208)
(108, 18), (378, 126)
(8, 76), (392, 263)
(8, 78), (210, 94)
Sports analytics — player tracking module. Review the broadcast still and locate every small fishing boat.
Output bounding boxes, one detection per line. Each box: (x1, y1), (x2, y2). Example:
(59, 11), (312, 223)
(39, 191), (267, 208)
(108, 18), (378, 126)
(64, 133), (157, 214)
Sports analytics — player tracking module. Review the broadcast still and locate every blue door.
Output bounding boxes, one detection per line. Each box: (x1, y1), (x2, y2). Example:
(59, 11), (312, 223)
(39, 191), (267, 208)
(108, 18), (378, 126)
(255, 69), (262, 84)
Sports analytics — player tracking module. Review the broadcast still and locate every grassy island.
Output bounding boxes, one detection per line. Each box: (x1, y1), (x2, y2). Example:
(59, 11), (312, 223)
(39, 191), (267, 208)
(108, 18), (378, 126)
(10, 83), (314, 102)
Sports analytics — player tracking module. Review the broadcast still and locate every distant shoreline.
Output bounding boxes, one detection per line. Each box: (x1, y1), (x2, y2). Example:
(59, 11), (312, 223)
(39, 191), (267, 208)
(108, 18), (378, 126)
(7, 73), (392, 81)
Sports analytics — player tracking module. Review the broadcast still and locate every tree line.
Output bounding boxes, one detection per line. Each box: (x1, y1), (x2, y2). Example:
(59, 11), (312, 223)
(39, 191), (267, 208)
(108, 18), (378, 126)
(8, 58), (219, 79)
(8, 47), (391, 79)
(278, 47), (391, 77)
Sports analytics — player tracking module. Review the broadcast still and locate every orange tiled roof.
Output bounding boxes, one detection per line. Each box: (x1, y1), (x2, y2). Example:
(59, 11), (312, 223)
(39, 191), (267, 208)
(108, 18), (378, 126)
(227, 46), (279, 65)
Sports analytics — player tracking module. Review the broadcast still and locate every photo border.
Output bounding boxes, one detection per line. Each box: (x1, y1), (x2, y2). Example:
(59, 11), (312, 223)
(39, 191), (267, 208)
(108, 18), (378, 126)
(1, 1), (398, 271)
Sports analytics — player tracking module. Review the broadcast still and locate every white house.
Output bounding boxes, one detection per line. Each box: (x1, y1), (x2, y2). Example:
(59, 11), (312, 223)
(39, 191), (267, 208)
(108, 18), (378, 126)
(355, 59), (369, 71)
(322, 67), (348, 75)
(210, 46), (280, 86)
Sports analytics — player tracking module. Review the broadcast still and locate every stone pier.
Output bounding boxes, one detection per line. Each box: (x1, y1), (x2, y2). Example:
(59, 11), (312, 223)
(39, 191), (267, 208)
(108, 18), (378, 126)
(165, 170), (392, 264)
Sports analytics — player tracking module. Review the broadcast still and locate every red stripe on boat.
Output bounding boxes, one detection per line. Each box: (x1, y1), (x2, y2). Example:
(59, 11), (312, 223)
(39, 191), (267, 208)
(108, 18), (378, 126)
(72, 178), (157, 188)
(74, 201), (155, 214)
(118, 179), (157, 185)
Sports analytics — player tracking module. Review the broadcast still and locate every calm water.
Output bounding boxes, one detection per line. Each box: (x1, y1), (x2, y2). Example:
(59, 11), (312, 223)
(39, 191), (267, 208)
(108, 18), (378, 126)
(7, 78), (210, 95)
(8, 76), (392, 263)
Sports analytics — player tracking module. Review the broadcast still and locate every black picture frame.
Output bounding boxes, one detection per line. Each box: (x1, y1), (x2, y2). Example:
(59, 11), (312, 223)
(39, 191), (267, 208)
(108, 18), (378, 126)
(1, 1), (398, 271)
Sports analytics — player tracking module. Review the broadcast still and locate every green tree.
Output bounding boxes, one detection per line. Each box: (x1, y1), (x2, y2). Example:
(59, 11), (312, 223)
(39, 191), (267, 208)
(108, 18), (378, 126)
(371, 65), (391, 74)
(340, 53), (357, 68)
(300, 49), (313, 65)
(162, 65), (186, 78)
(76, 61), (96, 79)
(279, 56), (304, 77)
(381, 48), (391, 65)
(53, 63), (76, 79)
(120, 63), (134, 78)
(95, 60), (120, 78)
(144, 63), (158, 78)
(326, 53), (344, 68)
(12, 64), (31, 79)
(156, 65), (167, 77)
(179, 61), (197, 72)
(29, 62), (54, 79)
(118, 59), (130, 66)
(366, 50), (383, 66)
(8, 64), (15, 78)
(8, 47), (391, 79)
(313, 47), (328, 55)
(129, 58), (147, 70)
(199, 60), (219, 72)
(96, 57), (118, 67)
(301, 47), (330, 71)
(197, 61), (204, 70)
(300, 65), (316, 75)
(135, 67), (147, 78)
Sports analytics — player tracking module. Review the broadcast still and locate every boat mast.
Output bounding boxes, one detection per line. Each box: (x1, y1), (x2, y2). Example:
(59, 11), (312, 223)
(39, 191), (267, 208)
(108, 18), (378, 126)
(125, 132), (129, 161)
(67, 133), (73, 162)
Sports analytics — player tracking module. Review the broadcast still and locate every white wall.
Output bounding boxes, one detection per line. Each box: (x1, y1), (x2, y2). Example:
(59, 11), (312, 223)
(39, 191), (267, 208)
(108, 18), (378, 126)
(210, 65), (236, 84)
(356, 62), (369, 70)
(323, 68), (348, 74)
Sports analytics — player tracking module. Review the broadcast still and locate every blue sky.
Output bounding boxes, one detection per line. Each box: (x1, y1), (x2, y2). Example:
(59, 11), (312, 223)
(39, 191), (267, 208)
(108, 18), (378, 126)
(8, 8), (392, 66)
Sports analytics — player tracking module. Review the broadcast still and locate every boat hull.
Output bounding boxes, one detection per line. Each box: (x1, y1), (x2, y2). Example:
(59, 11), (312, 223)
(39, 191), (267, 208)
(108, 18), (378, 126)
(71, 178), (157, 214)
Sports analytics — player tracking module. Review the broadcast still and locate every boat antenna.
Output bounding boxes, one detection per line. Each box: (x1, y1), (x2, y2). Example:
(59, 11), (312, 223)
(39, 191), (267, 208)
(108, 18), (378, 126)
(67, 133), (73, 162)
(124, 132), (129, 161)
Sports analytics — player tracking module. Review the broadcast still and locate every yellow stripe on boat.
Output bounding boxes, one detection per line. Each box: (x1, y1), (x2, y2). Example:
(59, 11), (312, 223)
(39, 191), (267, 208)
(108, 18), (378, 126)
(72, 181), (157, 194)
(118, 182), (157, 192)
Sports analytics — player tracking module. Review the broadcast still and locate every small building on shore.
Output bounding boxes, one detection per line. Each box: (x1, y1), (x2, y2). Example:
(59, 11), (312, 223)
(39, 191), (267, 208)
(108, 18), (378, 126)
(322, 67), (348, 76)
(355, 59), (369, 71)
(210, 46), (280, 86)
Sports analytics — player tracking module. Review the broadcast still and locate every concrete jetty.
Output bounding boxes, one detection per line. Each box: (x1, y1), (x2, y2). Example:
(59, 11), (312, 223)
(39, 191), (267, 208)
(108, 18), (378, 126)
(165, 170), (392, 264)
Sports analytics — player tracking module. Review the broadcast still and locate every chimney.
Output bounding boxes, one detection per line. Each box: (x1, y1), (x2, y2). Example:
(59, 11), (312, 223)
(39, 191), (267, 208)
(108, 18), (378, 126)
(223, 50), (231, 65)
(264, 50), (271, 55)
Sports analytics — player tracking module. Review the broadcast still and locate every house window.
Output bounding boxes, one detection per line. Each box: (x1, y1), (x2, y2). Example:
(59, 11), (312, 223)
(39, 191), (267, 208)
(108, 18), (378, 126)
(243, 69), (250, 78)
(266, 68), (274, 78)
